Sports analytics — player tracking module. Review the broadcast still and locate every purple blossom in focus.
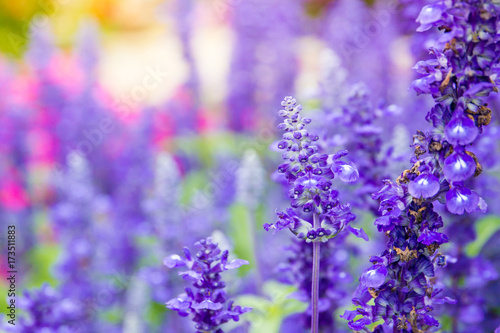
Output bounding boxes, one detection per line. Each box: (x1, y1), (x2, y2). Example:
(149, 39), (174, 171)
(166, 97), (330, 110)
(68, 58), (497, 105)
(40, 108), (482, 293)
(165, 237), (251, 332)
(265, 96), (367, 243)
(346, 0), (500, 331)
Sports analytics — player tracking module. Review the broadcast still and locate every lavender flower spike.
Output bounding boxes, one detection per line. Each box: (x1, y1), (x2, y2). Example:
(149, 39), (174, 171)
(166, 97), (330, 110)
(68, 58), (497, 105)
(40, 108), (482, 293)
(267, 96), (366, 333)
(265, 96), (365, 243)
(345, 1), (499, 331)
(165, 237), (251, 333)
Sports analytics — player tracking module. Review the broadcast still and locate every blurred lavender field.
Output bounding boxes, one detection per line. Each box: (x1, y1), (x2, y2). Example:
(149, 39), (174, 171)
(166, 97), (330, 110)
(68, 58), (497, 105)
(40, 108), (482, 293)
(0, 0), (499, 332)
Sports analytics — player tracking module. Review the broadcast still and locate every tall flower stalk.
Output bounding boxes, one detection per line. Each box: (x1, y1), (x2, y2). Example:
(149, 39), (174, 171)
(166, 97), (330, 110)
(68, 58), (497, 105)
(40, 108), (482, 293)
(344, 1), (499, 331)
(279, 234), (352, 331)
(266, 96), (367, 332)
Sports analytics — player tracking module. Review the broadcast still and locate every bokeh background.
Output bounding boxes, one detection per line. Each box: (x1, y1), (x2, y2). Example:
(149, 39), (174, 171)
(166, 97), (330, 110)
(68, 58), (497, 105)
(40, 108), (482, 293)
(0, 0), (499, 332)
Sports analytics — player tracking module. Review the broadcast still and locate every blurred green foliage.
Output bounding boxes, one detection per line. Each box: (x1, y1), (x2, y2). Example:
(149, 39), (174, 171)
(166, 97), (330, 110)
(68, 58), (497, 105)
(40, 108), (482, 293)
(440, 315), (453, 332)
(175, 133), (273, 169)
(465, 215), (500, 257)
(25, 243), (60, 288)
(147, 301), (169, 328)
(0, 0), (51, 57)
(102, 305), (123, 324)
(237, 281), (307, 333)
(179, 170), (209, 206)
(230, 203), (257, 276)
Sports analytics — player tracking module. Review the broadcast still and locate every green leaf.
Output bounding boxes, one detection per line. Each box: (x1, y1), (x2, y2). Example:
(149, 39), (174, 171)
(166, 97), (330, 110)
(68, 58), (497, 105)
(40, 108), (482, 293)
(465, 215), (500, 257)
(180, 171), (208, 206)
(229, 203), (256, 276)
(236, 281), (307, 333)
(174, 133), (242, 167)
(25, 243), (60, 288)
(439, 314), (453, 332)
(146, 301), (168, 327)
(254, 204), (266, 230)
(0, 285), (7, 312)
(101, 305), (123, 324)
(303, 98), (322, 110)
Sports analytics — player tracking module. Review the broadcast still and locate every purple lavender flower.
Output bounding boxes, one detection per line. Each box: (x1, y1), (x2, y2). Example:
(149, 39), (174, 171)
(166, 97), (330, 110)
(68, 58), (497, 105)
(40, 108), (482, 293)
(8, 284), (88, 333)
(144, 152), (183, 244)
(439, 121), (500, 332)
(268, 96), (367, 333)
(51, 153), (101, 300)
(409, 0), (500, 216)
(165, 237), (251, 332)
(265, 96), (366, 243)
(319, 81), (397, 214)
(439, 132), (500, 333)
(345, 1), (500, 331)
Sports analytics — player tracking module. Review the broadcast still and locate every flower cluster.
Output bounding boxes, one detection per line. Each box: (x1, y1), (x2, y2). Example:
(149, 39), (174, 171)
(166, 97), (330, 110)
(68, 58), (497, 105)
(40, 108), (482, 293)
(411, 0), (499, 214)
(51, 153), (105, 309)
(345, 1), (499, 331)
(344, 184), (456, 331)
(440, 128), (500, 331)
(3, 1), (500, 331)
(165, 237), (251, 332)
(264, 96), (367, 243)
(320, 81), (397, 214)
(4, 284), (87, 333)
